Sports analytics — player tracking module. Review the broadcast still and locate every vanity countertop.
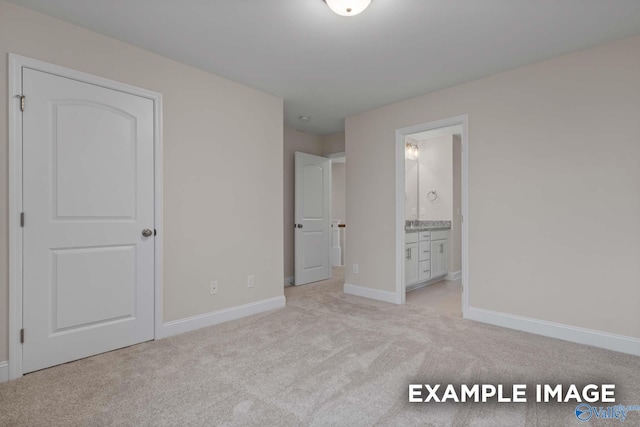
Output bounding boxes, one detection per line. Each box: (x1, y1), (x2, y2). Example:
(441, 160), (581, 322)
(405, 220), (451, 233)
(405, 226), (451, 233)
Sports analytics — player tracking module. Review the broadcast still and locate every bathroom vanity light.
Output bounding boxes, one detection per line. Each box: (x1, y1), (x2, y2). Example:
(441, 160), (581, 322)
(405, 142), (418, 159)
(324, 0), (372, 16)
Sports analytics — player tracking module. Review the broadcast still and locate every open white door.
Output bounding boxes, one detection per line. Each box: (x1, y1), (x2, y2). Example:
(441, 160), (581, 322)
(294, 152), (331, 285)
(21, 68), (155, 373)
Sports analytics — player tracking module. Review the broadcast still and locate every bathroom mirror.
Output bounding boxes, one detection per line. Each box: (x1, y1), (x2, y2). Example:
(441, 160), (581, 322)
(404, 158), (418, 220)
(404, 140), (419, 220)
(405, 132), (460, 222)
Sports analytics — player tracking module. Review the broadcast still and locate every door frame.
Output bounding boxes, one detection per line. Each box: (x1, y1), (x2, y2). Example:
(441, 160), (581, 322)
(7, 54), (164, 380)
(394, 115), (469, 317)
(326, 152), (345, 268)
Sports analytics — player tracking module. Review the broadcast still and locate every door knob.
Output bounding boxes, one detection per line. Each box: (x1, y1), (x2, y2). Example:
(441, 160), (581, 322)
(297, 224), (303, 228)
(142, 228), (153, 237)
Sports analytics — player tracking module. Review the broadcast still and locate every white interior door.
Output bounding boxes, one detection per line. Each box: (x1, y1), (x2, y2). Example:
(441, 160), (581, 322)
(294, 152), (331, 285)
(22, 68), (155, 373)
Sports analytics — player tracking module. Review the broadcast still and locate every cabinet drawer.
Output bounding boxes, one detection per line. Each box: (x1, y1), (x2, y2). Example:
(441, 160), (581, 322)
(418, 241), (431, 261)
(431, 230), (449, 240)
(418, 231), (431, 242)
(405, 232), (418, 244)
(419, 261), (431, 281)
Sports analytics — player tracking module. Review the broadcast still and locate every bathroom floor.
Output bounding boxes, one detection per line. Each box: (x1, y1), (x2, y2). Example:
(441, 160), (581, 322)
(406, 280), (462, 317)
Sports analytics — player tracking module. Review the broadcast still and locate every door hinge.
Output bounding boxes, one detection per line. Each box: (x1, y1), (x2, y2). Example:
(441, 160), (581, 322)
(20, 328), (24, 344)
(20, 212), (25, 227)
(20, 95), (25, 112)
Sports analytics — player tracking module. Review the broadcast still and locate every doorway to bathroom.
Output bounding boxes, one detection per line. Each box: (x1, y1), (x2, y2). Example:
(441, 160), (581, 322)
(394, 116), (469, 317)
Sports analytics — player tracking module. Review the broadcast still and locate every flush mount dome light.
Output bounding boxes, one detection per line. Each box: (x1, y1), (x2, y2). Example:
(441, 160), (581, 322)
(324, 0), (372, 16)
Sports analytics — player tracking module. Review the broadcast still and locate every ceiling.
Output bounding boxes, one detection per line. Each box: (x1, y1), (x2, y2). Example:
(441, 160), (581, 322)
(9, 0), (640, 135)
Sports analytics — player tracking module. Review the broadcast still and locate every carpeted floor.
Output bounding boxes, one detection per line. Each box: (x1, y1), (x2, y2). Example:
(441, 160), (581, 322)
(1, 268), (639, 426)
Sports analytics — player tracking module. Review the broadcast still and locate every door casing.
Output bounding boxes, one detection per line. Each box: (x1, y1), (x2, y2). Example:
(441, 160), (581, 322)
(394, 115), (469, 315)
(8, 53), (164, 380)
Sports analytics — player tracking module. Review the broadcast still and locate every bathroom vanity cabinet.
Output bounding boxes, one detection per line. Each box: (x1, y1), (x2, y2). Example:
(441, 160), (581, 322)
(405, 229), (449, 290)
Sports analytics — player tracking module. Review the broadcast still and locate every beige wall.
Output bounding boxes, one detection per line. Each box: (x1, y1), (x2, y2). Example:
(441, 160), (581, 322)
(321, 132), (345, 155)
(0, 2), (284, 360)
(331, 163), (346, 224)
(283, 128), (324, 279)
(346, 34), (640, 338)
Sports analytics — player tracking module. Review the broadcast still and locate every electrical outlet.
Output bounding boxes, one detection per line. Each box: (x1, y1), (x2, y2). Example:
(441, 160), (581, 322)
(209, 280), (218, 295)
(352, 264), (359, 274)
(247, 275), (255, 288)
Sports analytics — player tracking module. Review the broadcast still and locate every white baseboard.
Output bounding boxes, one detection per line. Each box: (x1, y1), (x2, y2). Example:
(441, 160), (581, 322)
(0, 361), (8, 383)
(344, 283), (396, 304)
(159, 296), (286, 339)
(445, 271), (461, 281)
(284, 276), (294, 287)
(467, 307), (640, 357)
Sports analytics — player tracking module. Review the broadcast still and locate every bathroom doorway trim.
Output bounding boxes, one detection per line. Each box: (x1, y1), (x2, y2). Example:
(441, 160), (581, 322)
(394, 115), (469, 317)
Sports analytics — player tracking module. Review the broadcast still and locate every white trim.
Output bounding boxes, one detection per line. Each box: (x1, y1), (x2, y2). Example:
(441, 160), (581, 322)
(0, 362), (8, 383)
(8, 54), (24, 382)
(325, 151), (345, 159)
(8, 53), (163, 381)
(327, 152), (346, 164)
(284, 276), (294, 286)
(445, 271), (462, 281)
(405, 281), (434, 292)
(153, 94), (165, 343)
(158, 296), (286, 339)
(467, 307), (640, 357)
(394, 130), (405, 305)
(344, 283), (396, 304)
(394, 115), (469, 315)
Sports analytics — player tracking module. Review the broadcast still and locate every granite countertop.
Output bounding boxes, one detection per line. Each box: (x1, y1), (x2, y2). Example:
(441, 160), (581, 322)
(405, 226), (451, 232)
(405, 220), (452, 232)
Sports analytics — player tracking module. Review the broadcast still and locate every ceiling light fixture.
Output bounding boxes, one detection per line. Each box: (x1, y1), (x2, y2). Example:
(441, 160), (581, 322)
(324, 0), (372, 17)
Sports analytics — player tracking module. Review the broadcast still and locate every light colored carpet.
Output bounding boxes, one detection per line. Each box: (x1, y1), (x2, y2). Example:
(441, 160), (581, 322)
(1, 268), (639, 426)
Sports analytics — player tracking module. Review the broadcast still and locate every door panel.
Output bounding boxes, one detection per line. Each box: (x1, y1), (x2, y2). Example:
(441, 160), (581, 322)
(22, 68), (155, 373)
(53, 245), (136, 331)
(54, 101), (136, 219)
(294, 152), (331, 285)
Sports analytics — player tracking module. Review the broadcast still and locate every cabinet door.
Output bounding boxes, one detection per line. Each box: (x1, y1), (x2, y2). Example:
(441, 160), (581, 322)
(405, 243), (419, 285)
(430, 240), (448, 278)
